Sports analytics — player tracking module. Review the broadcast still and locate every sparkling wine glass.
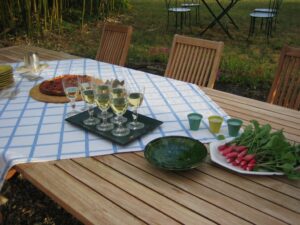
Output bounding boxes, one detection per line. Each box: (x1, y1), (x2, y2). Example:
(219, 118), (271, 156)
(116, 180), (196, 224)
(127, 85), (145, 130)
(78, 76), (100, 126)
(97, 79), (113, 120)
(110, 84), (128, 124)
(111, 86), (130, 136)
(78, 83), (89, 111)
(62, 76), (80, 117)
(95, 82), (114, 131)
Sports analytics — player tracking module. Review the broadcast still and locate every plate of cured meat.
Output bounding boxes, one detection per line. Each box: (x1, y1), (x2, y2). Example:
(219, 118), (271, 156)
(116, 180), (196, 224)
(30, 74), (95, 103)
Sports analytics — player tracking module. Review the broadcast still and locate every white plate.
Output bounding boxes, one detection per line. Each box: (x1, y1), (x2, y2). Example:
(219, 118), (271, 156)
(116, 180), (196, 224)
(209, 139), (284, 176)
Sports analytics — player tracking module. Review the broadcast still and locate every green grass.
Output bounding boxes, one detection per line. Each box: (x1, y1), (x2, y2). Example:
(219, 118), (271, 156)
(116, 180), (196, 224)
(1, 0), (299, 92)
(122, 0), (300, 85)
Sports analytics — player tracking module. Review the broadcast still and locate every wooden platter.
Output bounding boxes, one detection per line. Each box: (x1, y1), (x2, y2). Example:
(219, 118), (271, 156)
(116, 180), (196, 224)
(29, 75), (103, 103)
(29, 84), (82, 103)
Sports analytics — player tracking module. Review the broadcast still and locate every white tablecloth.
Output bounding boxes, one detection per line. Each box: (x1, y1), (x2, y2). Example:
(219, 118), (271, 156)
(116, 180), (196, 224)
(0, 58), (231, 188)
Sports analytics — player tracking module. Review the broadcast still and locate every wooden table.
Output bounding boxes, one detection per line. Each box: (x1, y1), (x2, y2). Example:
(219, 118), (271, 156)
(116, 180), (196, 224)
(1, 46), (300, 225)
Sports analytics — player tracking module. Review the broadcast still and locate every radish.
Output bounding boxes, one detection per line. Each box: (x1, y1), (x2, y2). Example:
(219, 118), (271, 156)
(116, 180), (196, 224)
(225, 152), (238, 158)
(246, 165), (255, 171)
(237, 150), (247, 158)
(227, 158), (234, 163)
(240, 160), (247, 166)
(249, 159), (256, 165)
(233, 146), (248, 152)
(241, 164), (248, 170)
(243, 154), (255, 161)
(232, 161), (239, 166)
(221, 146), (234, 156)
(218, 144), (228, 152)
(235, 157), (243, 164)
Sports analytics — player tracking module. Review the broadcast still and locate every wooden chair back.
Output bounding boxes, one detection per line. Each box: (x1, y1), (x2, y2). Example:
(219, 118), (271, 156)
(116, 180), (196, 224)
(268, 46), (300, 110)
(96, 23), (133, 66)
(165, 35), (224, 88)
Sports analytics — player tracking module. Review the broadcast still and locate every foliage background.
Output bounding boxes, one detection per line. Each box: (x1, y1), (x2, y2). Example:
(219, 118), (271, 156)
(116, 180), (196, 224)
(0, 0), (300, 99)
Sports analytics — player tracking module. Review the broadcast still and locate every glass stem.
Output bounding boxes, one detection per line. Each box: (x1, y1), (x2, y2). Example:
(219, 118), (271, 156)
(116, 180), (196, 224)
(70, 99), (76, 111)
(88, 105), (94, 119)
(102, 111), (107, 125)
(132, 108), (138, 123)
(117, 116), (122, 130)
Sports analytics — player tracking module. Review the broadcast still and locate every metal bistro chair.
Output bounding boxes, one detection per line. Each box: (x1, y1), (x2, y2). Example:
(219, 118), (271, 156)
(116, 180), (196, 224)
(96, 23), (133, 66)
(254, 0), (283, 30)
(268, 46), (300, 110)
(181, 0), (201, 24)
(165, 0), (192, 31)
(165, 34), (224, 88)
(248, 0), (282, 40)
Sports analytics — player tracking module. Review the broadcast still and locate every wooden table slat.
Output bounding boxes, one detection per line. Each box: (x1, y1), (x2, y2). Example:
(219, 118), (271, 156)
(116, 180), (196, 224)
(210, 95), (300, 126)
(135, 149), (300, 193)
(194, 163), (300, 214)
(56, 159), (181, 225)
(16, 163), (146, 225)
(202, 87), (300, 119)
(96, 155), (266, 225)
(124, 153), (288, 225)
(73, 157), (216, 225)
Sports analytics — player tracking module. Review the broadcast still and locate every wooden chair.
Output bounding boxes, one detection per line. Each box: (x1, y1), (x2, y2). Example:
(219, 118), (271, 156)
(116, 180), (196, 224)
(268, 46), (300, 110)
(165, 34), (224, 88)
(95, 23), (133, 66)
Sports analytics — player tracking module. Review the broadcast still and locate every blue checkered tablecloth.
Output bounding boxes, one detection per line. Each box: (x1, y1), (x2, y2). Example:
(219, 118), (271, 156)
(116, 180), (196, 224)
(0, 58), (231, 188)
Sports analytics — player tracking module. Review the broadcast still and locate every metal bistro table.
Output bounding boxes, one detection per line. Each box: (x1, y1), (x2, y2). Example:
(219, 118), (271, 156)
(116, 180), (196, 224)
(166, 0), (192, 31)
(200, 0), (240, 39)
(1, 46), (300, 225)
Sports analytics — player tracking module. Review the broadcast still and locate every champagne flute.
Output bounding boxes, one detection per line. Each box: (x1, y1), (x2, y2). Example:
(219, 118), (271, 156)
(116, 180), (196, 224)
(78, 80), (89, 111)
(111, 86), (130, 136)
(62, 76), (80, 117)
(95, 83), (114, 131)
(127, 85), (145, 130)
(78, 76), (100, 126)
(110, 85), (128, 124)
(97, 79), (113, 120)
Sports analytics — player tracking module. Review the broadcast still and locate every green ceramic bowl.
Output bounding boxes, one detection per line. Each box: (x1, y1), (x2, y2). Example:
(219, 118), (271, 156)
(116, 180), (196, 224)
(144, 136), (207, 171)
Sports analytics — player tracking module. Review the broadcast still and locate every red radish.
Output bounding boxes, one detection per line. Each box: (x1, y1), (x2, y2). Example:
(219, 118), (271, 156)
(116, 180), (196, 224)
(249, 159), (256, 165)
(241, 164), (248, 170)
(244, 154), (255, 161)
(232, 161), (239, 166)
(225, 152), (238, 158)
(246, 165), (254, 171)
(235, 157), (244, 164)
(218, 144), (257, 171)
(237, 150), (247, 158)
(233, 146), (248, 152)
(221, 146), (234, 156)
(227, 158), (234, 163)
(240, 160), (247, 166)
(218, 144), (228, 152)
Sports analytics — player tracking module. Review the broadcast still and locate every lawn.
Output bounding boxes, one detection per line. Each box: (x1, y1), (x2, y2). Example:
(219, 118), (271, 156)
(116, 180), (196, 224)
(1, 0), (300, 97)
(123, 0), (300, 97)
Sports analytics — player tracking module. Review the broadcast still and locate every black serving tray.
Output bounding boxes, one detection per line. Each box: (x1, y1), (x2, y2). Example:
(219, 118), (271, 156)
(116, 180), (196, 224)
(65, 108), (163, 145)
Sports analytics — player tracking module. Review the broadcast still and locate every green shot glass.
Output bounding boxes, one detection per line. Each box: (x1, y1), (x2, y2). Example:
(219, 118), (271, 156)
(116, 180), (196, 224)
(227, 118), (243, 137)
(187, 113), (203, 131)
